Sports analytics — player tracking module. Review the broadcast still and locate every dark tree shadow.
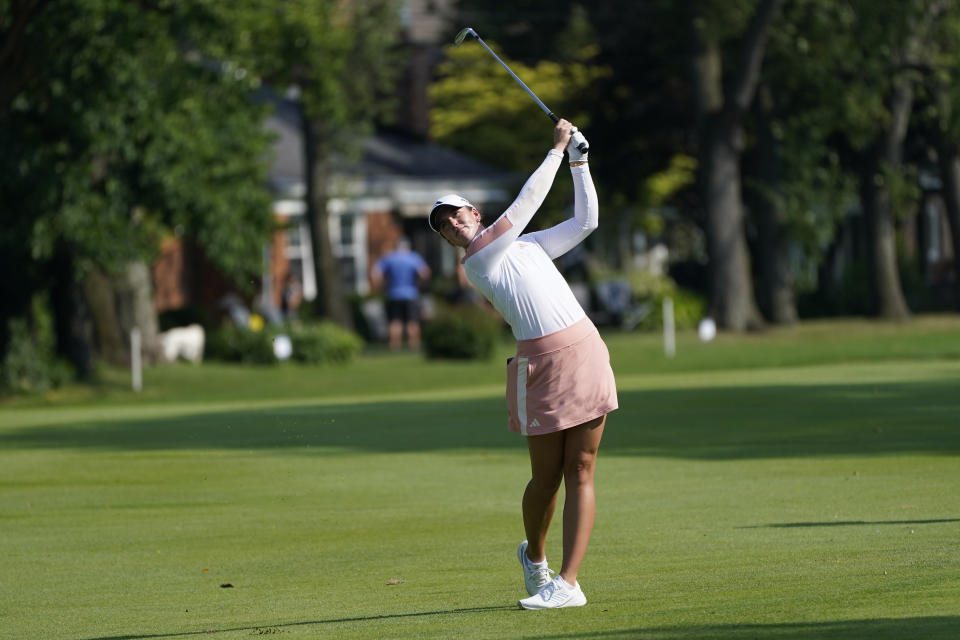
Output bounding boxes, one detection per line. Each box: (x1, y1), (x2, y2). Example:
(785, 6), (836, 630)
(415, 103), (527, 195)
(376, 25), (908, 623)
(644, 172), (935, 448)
(741, 518), (960, 528)
(2, 378), (959, 459)
(75, 614), (960, 640)
(75, 605), (514, 640)
(522, 616), (960, 639)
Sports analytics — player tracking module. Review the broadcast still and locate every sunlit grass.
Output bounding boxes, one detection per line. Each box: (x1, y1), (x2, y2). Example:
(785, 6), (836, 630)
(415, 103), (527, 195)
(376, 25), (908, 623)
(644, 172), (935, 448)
(4, 314), (960, 409)
(1, 315), (958, 639)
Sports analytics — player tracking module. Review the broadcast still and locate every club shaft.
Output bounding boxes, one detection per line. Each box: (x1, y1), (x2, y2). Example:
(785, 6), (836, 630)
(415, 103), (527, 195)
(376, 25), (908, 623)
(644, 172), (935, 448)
(472, 35), (557, 122)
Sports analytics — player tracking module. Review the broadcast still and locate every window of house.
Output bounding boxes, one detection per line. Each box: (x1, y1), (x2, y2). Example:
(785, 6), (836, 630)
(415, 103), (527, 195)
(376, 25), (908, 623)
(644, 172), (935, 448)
(328, 210), (368, 295)
(285, 217), (317, 301)
(340, 214), (354, 247)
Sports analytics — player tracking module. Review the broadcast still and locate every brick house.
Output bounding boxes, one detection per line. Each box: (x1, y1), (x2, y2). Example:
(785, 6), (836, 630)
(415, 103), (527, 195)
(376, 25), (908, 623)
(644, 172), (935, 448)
(261, 92), (515, 313)
(153, 0), (516, 323)
(152, 106), (514, 324)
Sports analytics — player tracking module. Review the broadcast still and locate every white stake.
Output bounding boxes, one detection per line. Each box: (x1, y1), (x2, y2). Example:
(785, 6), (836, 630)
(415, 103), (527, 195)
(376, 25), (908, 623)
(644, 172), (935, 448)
(663, 297), (676, 358)
(131, 327), (142, 392)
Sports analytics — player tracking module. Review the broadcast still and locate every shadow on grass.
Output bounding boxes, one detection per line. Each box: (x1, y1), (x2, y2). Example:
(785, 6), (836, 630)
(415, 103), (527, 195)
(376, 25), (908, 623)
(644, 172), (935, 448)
(2, 378), (960, 459)
(75, 614), (960, 640)
(76, 605), (515, 640)
(523, 616), (960, 640)
(741, 518), (960, 528)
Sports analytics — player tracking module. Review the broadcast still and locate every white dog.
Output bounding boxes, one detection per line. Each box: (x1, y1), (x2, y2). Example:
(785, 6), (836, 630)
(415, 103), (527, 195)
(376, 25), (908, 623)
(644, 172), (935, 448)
(158, 324), (205, 364)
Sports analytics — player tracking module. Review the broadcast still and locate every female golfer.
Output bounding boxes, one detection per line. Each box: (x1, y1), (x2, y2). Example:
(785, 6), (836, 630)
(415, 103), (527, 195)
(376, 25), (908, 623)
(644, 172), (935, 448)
(429, 120), (617, 609)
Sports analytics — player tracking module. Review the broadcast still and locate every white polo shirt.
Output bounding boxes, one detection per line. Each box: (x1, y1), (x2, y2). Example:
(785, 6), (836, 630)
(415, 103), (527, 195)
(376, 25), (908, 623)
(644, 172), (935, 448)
(462, 149), (599, 341)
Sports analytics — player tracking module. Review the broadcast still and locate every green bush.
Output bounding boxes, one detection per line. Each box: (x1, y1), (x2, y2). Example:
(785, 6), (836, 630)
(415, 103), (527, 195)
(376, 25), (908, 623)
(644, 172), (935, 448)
(206, 324), (277, 364)
(422, 305), (502, 360)
(621, 268), (677, 302)
(589, 265), (707, 332)
(206, 321), (364, 366)
(636, 285), (707, 331)
(290, 322), (363, 364)
(2, 296), (73, 393)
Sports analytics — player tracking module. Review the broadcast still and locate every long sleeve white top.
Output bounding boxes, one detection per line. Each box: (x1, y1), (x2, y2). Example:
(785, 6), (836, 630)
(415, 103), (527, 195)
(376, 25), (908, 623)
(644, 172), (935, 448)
(462, 149), (599, 340)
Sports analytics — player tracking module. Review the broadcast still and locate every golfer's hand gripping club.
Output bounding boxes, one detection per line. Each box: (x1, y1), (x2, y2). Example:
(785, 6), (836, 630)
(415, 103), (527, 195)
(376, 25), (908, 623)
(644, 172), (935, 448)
(568, 128), (588, 164)
(455, 27), (589, 157)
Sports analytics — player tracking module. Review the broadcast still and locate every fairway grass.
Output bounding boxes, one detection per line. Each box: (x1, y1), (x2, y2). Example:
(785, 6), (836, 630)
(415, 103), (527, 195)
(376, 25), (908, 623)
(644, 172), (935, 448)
(1, 319), (959, 639)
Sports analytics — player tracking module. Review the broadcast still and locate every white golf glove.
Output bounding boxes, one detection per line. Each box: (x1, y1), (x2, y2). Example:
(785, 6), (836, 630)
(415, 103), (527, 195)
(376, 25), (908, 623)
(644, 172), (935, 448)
(567, 128), (589, 164)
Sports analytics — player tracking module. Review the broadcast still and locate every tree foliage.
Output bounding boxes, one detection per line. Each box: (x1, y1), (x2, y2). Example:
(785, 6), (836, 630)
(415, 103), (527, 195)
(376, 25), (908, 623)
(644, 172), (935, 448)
(430, 40), (607, 173)
(0, 0), (275, 373)
(917, 2), (960, 308)
(198, 0), (405, 326)
(2, 0), (273, 275)
(446, 0), (960, 326)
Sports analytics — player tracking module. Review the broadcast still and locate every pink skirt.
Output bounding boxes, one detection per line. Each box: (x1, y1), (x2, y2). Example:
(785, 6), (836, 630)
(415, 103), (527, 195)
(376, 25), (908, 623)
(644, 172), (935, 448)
(506, 317), (618, 436)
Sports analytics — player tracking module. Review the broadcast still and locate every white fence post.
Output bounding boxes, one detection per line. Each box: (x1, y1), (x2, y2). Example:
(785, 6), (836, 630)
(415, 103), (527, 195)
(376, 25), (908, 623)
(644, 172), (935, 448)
(130, 327), (142, 392)
(663, 297), (676, 358)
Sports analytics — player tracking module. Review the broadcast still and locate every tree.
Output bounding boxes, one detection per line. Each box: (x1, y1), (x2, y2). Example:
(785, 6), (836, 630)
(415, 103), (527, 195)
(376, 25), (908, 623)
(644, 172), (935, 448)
(450, 2), (697, 268)
(686, 0), (785, 331)
(447, 0), (959, 321)
(744, 0), (861, 322)
(0, 0), (275, 376)
(748, 82), (797, 324)
(836, 0), (949, 320)
(211, 0), (405, 328)
(914, 3), (960, 310)
(429, 38), (607, 228)
(930, 79), (960, 310)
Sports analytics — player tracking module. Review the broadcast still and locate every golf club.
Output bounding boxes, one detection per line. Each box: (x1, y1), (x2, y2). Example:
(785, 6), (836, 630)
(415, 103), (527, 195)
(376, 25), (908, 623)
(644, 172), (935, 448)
(455, 27), (589, 154)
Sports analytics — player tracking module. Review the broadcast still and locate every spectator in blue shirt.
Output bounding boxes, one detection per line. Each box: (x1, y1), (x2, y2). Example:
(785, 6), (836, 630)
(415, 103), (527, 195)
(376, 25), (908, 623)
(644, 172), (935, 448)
(371, 237), (431, 350)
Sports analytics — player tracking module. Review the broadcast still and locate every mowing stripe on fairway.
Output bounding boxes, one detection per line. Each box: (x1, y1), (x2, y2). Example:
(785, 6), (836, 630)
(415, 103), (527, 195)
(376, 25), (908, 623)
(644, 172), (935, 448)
(2, 359), (959, 431)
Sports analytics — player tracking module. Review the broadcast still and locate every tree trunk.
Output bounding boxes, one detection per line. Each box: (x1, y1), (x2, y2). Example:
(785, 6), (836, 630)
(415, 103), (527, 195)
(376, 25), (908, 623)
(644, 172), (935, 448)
(114, 260), (160, 364)
(860, 78), (912, 320)
(81, 265), (127, 366)
(701, 115), (765, 330)
(50, 244), (94, 379)
(936, 143), (960, 310)
(302, 112), (352, 328)
(76, 259), (161, 367)
(753, 85), (797, 325)
(688, 0), (783, 331)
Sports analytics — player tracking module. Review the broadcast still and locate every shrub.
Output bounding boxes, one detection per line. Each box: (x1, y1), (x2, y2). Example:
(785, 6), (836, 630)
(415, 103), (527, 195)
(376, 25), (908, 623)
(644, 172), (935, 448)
(2, 296), (73, 393)
(206, 324), (277, 364)
(636, 285), (707, 331)
(206, 321), (364, 366)
(422, 305), (502, 360)
(590, 265), (707, 331)
(290, 322), (364, 364)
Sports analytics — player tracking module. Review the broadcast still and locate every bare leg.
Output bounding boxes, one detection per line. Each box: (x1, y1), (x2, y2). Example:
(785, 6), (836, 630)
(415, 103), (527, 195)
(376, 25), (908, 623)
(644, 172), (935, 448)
(522, 431), (564, 563)
(387, 319), (402, 350)
(559, 415), (605, 585)
(406, 321), (421, 350)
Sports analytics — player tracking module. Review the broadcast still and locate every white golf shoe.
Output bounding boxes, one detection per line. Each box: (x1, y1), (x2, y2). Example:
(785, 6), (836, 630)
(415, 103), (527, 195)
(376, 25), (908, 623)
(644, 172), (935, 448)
(518, 575), (587, 610)
(517, 540), (553, 596)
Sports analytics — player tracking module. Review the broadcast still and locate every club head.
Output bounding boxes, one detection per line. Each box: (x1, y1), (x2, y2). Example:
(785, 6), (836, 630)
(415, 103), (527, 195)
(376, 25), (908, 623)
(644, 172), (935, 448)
(454, 27), (477, 46)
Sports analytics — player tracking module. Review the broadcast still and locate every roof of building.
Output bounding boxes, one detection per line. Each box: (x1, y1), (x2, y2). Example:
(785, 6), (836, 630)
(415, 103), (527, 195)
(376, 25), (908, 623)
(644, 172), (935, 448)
(264, 91), (515, 205)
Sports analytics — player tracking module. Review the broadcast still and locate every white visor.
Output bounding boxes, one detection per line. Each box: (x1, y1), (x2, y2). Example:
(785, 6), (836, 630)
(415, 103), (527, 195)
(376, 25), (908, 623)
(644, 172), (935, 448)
(429, 194), (475, 232)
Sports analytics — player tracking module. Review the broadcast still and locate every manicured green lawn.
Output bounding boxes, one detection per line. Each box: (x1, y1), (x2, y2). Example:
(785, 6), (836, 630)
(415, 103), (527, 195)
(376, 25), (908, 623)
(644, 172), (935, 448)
(1, 316), (959, 639)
